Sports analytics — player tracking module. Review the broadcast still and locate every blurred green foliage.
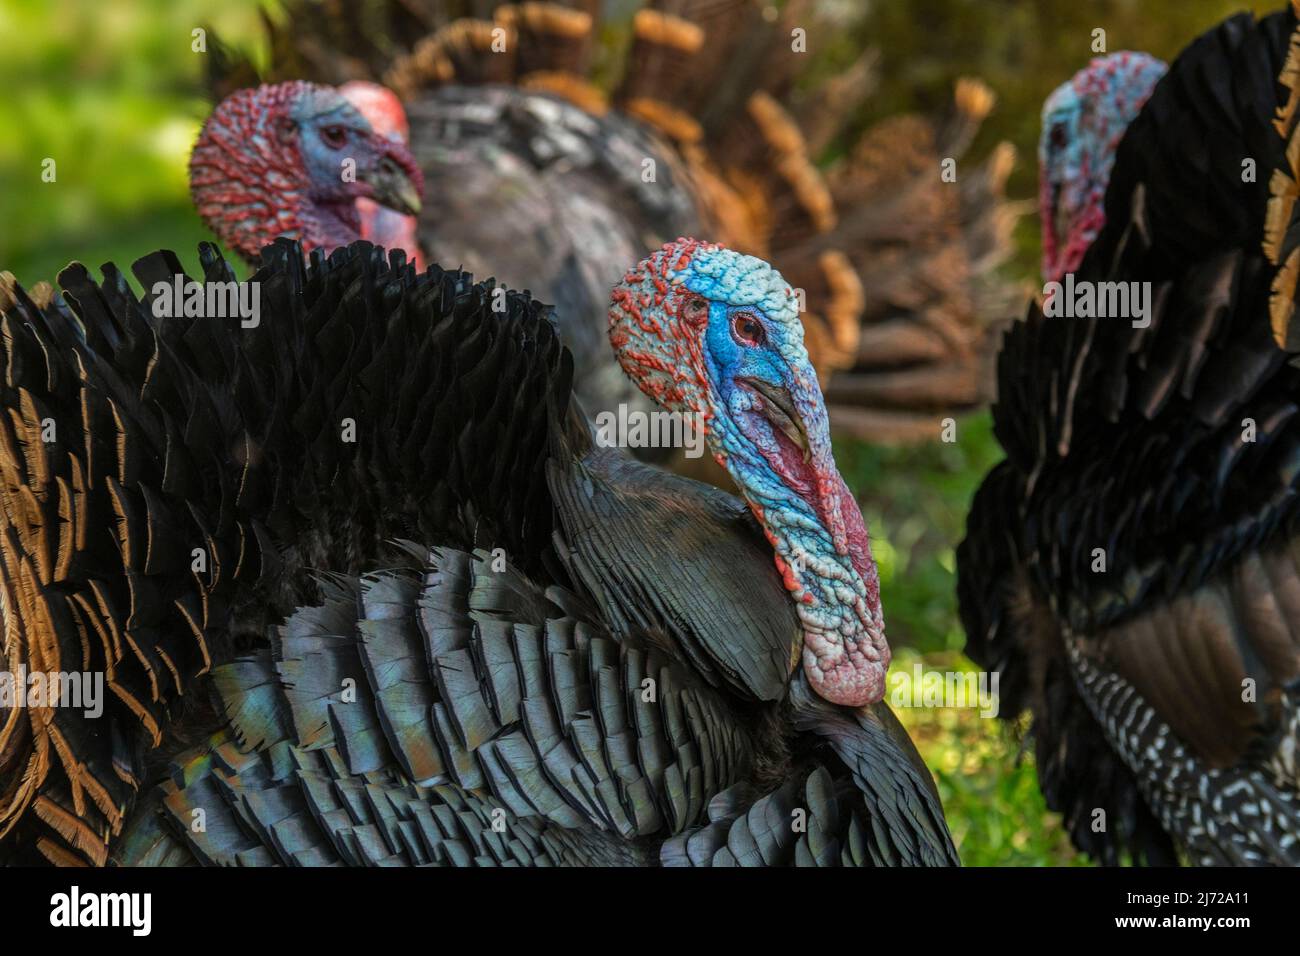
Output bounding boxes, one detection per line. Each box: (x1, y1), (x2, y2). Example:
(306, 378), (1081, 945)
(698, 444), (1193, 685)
(889, 648), (1085, 865)
(3, 0), (1285, 866)
(837, 410), (1002, 655)
(0, 0), (273, 284)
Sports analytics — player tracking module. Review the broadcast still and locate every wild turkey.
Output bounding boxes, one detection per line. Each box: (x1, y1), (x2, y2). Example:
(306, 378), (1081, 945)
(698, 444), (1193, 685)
(191, 0), (1024, 447)
(958, 2), (1300, 865)
(0, 237), (955, 867)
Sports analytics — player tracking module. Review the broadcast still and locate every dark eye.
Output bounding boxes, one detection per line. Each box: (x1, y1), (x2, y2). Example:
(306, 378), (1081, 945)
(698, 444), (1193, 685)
(320, 125), (348, 148)
(730, 312), (765, 347)
(1049, 123), (1067, 149)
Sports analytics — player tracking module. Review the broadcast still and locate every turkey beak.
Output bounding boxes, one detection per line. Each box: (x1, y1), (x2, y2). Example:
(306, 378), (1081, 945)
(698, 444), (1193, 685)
(367, 154), (422, 216)
(745, 377), (812, 463)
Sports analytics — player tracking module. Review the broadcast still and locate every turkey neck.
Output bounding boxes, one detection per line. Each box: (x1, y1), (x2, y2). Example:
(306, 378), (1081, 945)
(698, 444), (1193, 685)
(707, 406), (890, 708)
(298, 199), (363, 257)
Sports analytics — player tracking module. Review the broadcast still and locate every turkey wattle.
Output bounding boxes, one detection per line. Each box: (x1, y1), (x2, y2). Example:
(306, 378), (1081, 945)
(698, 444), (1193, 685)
(959, 2), (1300, 865)
(0, 237), (954, 867)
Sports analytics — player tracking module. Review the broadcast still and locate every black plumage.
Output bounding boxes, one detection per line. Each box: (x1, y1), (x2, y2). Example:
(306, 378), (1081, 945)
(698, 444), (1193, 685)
(0, 240), (955, 867)
(958, 6), (1300, 865)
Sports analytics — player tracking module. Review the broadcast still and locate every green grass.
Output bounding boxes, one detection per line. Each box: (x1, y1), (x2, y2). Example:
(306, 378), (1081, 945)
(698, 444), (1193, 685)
(890, 648), (1088, 866)
(834, 416), (1089, 864)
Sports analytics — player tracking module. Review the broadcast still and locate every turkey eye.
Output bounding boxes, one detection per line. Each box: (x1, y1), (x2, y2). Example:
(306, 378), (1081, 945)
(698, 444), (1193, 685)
(320, 125), (348, 148)
(731, 312), (765, 347)
(1049, 123), (1067, 149)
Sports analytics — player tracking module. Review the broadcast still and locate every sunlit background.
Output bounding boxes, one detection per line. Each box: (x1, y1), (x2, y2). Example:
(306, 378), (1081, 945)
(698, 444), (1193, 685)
(0, 0), (1279, 865)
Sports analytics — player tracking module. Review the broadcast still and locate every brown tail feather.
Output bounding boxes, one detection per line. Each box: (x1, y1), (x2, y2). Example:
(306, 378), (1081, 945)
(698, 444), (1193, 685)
(500, 2), (599, 81)
(202, 0), (1026, 444)
(795, 79), (1026, 438)
(518, 70), (609, 113)
(616, 1), (808, 139)
(702, 92), (837, 256)
(616, 8), (707, 142)
(383, 2), (607, 104)
(789, 251), (867, 383)
(938, 77), (997, 157)
(204, 0), (451, 93)
(797, 47), (881, 158)
(384, 17), (516, 97)
(1265, 0), (1300, 347)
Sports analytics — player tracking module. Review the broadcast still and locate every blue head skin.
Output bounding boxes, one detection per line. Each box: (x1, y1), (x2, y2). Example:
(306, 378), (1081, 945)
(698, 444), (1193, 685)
(610, 239), (889, 707)
(191, 81), (423, 264)
(1039, 52), (1167, 282)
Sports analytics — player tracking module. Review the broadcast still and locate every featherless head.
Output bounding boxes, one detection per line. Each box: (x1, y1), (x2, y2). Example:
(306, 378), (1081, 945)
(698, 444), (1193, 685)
(1039, 52), (1167, 282)
(340, 81), (409, 140)
(191, 81), (423, 264)
(610, 239), (890, 707)
(339, 81), (423, 269)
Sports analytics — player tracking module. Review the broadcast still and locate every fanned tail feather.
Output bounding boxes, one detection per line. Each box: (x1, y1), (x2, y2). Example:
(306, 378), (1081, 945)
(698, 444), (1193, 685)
(204, 0), (1025, 444)
(1265, 0), (1300, 348)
